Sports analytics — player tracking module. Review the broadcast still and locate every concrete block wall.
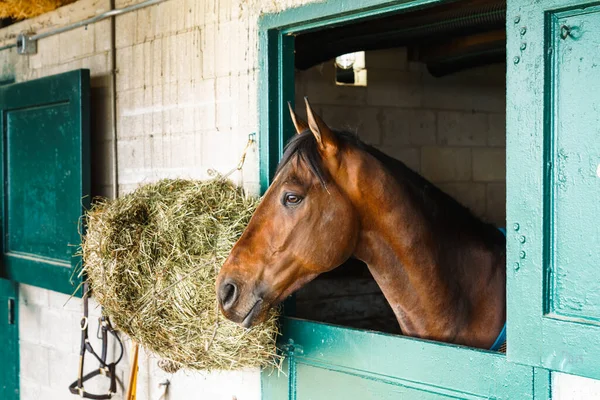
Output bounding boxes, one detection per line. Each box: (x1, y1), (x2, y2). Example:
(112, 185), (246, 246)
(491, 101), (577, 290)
(1, 0), (599, 399)
(0, 0), (316, 399)
(295, 48), (507, 227)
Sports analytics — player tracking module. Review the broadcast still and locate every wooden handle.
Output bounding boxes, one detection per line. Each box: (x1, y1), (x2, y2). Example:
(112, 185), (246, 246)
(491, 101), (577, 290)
(126, 342), (140, 400)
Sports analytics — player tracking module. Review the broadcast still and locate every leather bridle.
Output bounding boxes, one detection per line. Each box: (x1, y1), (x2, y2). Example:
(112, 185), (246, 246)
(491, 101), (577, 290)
(69, 283), (124, 399)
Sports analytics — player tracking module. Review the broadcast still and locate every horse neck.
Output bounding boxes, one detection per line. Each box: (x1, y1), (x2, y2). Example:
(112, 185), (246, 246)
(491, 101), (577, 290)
(343, 150), (505, 348)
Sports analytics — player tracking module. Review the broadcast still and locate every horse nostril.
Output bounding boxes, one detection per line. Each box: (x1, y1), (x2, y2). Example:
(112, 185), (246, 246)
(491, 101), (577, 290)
(219, 281), (238, 310)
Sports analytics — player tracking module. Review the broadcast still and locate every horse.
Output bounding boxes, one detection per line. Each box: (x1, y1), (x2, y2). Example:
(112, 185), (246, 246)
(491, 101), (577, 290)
(216, 98), (506, 350)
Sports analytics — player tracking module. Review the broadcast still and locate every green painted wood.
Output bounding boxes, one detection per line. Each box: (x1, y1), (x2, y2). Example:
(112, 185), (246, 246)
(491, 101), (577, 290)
(263, 318), (548, 400)
(260, 0), (445, 33)
(507, 0), (600, 380)
(0, 69), (90, 296)
(258, 0), (559, 398)
(0, 279), (18, 400)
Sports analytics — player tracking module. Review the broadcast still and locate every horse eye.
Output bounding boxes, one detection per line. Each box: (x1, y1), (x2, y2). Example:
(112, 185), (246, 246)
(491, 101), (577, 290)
(284, 194), (302, 205)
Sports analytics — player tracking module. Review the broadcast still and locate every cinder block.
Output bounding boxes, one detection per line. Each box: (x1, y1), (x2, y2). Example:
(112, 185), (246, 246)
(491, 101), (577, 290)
(48, 289), (80, 311)
(320, 105), (381, 145)
(19, 303), (41, 344)
(142, 41), (153, 90)
(116, 45), (133, 91)
(170, 133), (197, 168)
(58, 26), (93, 63)
(151, 85), (164, 135)
(421, 147), (472, 182)
(437, 111), (487, 146)
(163, 35), (179, 83)
(225, 21), (249, 76)
(215, 76), (233, 130)
(303, 62), (368, 106)
(175, 32), (193, 83)
(201, 130), (234, 172)
(40, 308), (80, 353)
(132, 43), (145, 89)
(438, 182), (486, 217)
(473, 148), (505, 182)
(19, 284), (48, 307)
(151, 38), (163, 87)
(169, 0), (187, 33)
(486, 183), (506, 226)
(487, 113), (505, 147)
(380, 109), (436, 147)
(28, 52), (42, 70)
(184, 0), (200, 29)
(136, 7), (155, 44)
(366, 69), (422, 108)
(143, 86), (154, 137)
(20, 377), (41, 400)
(115, 9), (137, 49)
(387, 147), (421, 173)
(409, 110), (436, 145)
(94, 18), (112, 53)
(366, 48), (408, 70)
(218, 0), (233, 22)
(204, 0), (218, 25)
(190, 29), (203, 81)
(47, 349), (79, 390)
(39, 386), (78, 400)
(84, 52), (109, 75)
(202, 24), (217, 79)
(20, 342), (49, 384)
(423, 80), (505, 113)
(118, 138), (146, 172)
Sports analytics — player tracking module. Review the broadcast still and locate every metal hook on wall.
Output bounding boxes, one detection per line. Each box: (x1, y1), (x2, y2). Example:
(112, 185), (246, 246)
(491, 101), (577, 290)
(560, 25), (571, 40)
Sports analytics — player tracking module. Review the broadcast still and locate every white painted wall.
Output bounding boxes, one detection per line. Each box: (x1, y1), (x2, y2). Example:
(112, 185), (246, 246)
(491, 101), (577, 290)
(0, 0), (316, 399)
(1, 0), (600, 399)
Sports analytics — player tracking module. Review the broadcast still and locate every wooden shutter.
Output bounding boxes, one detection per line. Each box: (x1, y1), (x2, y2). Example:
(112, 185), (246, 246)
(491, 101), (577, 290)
(0, 69), (90, 296)
(507, 0), (600, 379)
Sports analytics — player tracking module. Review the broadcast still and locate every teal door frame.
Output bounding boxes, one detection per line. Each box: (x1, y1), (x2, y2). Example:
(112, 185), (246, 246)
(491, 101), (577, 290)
(257, 1), (551, 399)
(0, 279), (18, 400)
(0, 77), (18, 400)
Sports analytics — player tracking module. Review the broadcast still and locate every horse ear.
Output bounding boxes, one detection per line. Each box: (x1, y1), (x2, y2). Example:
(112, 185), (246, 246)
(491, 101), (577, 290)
(287, 102), (309, 134)
(304, 97), (338, 153)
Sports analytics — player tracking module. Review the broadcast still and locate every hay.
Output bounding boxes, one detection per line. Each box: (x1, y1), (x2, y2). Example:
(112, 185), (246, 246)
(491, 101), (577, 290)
(82, 178), (282, 372)
(0, 0), (77, 20)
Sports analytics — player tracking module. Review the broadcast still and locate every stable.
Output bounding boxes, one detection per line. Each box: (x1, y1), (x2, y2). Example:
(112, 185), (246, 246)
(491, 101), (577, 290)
(0, 0), (598, 399)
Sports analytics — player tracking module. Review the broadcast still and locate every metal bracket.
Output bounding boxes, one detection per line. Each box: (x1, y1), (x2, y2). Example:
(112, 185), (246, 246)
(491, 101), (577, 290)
(17, 33), (37, 55)
(280, 339), (304, 356)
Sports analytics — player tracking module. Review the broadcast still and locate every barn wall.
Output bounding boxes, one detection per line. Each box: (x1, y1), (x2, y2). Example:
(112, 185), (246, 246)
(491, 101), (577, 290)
(295, 49), (507, 227)
(1, 0), (600, 399)
(0, 0), (317, 399)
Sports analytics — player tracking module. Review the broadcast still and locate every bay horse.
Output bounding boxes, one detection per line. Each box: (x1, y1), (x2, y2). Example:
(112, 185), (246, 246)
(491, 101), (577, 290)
(216, 98), (506, 350)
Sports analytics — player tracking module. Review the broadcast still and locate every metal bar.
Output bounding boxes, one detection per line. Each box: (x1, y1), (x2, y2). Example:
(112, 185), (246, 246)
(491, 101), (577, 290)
(31, 0), (166, 41)
(4, 0), (167, 44)
(0, 43), (16, 52)
(109, 0), (119, 200)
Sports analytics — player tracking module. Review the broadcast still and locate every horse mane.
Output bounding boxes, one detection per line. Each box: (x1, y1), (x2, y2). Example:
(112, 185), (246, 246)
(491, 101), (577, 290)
(276, 129), (505, 247)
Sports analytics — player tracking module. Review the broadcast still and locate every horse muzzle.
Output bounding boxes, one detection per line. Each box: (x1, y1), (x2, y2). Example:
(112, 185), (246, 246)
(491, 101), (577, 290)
(217, 278), (267, 328)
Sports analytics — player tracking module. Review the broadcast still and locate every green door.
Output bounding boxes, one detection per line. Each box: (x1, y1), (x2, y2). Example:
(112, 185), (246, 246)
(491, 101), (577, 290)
(507, 0), (600, 380)
(0, 279), (18, 400)
(258, 1), (552, 398)
(0, 69), (91, 296)
(263, 319), (550, 400)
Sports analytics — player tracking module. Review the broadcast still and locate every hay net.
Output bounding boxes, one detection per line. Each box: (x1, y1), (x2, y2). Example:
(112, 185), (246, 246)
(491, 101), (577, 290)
(82, 178), (281, 372)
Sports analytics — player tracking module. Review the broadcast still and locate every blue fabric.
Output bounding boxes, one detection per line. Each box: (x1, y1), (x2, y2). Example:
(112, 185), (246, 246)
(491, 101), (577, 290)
(490, 227), (507, 351)
(490, 323), (507, 351)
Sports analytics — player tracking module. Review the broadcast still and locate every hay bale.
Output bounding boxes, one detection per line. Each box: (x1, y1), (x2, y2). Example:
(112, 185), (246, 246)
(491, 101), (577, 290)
(0, 0), (77, 20)
(82, 178), (282, 372)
